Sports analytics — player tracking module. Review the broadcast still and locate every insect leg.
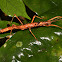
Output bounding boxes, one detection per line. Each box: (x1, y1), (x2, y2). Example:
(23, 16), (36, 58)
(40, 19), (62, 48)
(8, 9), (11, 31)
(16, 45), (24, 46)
(9, 15), (15, 25)
(10, 24), (17, 35)
(29, 28), (38, 41)
(48, 24), (62, 29)
(47, 16), (62, 22)
(14, 14), (23, 25)
(5, 34), (15, 42)
(5, 24), (16, 42)
(31, 15), (44, 23)
(9, 14), (23, 25)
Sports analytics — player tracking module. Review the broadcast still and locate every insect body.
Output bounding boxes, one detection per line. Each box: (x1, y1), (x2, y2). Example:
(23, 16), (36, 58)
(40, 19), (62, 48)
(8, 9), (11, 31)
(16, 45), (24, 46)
(0, 22), (50, 33)
(0, 15), (62, 41)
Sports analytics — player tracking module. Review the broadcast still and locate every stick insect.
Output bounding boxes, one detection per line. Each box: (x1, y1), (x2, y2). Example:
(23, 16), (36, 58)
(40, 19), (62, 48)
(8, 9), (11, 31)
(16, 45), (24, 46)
(0, 14), (62, 41)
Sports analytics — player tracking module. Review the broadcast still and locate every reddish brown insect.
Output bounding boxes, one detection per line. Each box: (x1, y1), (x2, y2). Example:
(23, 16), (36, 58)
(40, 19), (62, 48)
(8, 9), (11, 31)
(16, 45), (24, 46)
(0, 14), (62, 41)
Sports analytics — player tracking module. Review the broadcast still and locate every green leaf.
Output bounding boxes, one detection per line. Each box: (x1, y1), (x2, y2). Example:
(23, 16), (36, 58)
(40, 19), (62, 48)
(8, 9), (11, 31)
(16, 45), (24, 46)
(0, 0), (30, 19)
(23, 0), (62, 16)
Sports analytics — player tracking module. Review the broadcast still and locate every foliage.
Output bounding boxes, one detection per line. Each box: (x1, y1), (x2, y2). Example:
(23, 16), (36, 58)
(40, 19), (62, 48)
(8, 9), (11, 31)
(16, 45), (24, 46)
(0, 0), (62, 62)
